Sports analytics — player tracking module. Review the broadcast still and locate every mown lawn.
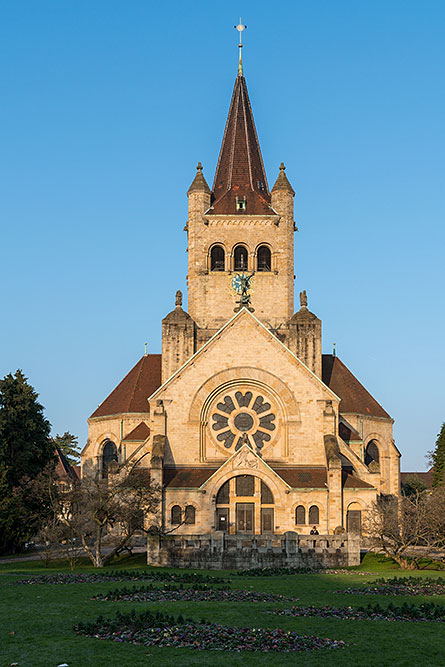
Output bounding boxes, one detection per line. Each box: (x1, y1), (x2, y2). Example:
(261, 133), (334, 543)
(1, 553), (444, 666)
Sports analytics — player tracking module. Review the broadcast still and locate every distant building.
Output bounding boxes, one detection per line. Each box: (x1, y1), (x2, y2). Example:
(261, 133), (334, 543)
(82, 53), (400, 539)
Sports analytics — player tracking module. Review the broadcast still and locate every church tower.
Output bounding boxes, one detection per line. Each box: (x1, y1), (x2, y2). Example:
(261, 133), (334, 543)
(186, 60), (296, 345)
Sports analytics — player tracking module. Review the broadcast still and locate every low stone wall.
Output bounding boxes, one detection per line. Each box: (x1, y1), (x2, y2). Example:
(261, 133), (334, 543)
(147, 531), (360, 569)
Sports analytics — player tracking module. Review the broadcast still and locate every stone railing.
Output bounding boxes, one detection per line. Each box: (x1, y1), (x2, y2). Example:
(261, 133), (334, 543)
(147, 531), (360, 569)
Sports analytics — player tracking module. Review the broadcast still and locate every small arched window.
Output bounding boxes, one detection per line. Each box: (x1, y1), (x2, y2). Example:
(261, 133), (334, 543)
(234, 245), (248, 271)
(216, 480), (229, 504)
(365, 440), (380, 471)
(185, 506), (195, 524)
(102, 440), (118, 477)
(295, 505), (306, 525)
(171, 505), (182, 525)
(261, 480), (274, 504)
(309, 505), (319, 525)
(257, 245), (271, 272)
(210, 245), (225, 271)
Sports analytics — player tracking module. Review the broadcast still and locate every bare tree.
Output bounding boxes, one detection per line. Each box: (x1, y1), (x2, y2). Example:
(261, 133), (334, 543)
(55, 459), (160, 567)
(365, 490), (445, 569)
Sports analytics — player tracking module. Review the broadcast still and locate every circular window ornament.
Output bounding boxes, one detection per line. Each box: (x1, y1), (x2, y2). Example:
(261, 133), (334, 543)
(210, 389), (277, 454)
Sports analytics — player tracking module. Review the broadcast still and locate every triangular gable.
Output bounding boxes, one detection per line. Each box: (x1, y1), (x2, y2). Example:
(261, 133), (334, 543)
(148, 308), (340, 403)
(200, 444), (292, 490)
(122, 422), (150, 442)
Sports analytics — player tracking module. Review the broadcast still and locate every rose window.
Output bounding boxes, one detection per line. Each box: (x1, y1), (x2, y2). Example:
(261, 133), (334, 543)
(211, 390), (276, 453)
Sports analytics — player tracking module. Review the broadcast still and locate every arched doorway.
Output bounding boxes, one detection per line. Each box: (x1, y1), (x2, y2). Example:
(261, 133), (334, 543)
(346, 502), (362, 534)
(215, 475), (275, 534)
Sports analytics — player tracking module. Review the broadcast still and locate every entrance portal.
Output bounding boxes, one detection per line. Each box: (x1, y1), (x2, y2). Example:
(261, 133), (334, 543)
(215, 475), (274, 534)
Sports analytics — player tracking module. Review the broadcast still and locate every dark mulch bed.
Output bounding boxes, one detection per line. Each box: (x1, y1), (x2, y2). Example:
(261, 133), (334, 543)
(337, 576), (445, 596)
(92, 583), (298, 603)
(74, 609), (345, 652)
(11, 569), (228, 586)
(269, 601), (445, 622)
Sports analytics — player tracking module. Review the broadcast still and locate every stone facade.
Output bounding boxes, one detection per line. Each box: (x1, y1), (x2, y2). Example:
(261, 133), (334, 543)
(82, 59), (400, 567)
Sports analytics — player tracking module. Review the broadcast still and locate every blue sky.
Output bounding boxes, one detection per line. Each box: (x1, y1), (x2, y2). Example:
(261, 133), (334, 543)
(1, 1), (444, 470)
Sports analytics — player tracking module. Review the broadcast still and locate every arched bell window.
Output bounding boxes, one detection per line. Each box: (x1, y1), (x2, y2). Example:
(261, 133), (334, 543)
(309, 505), (319, 525)
(234, 245), (248, 271)
(295, 505), (306, 525)
(102, 440), (118, 477)
(171, 505), (182, 525)
(365, 440), (380, 472)
(210, 245), (225, 271)
(185, 506), (196, 524)
(257, 245), (271, 272)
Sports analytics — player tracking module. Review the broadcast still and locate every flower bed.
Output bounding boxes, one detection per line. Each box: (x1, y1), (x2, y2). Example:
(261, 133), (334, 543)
(269, 601), (445, 622)
(74, 609), (345, 652)
(12, 570), (228, 586)
(337, 576), (445, 597)
(92, 583), (298, 603)
(234, 566), (372, 577)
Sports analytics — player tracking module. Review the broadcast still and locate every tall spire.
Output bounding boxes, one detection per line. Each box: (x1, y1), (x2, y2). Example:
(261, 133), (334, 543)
(211, 26), (272, 216)
(235, 20), (246, 75)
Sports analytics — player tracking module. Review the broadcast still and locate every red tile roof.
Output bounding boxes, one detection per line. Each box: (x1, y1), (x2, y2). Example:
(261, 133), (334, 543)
(269, 467), (327, 488)
(164, 468), (218, 488)
(400, 468), (434, 489)
(322, 355), (391, 420)
(55, 447), (80, 483)
(122, 422), (150, 442)
(342, 471), (375, 489)
(90, 354), (162, 418)
(211, 74), (273, 215)
(339, 420), (362, 442)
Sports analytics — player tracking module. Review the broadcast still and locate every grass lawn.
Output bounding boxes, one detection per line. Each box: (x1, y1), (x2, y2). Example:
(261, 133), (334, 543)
(1, 553), (444, 666)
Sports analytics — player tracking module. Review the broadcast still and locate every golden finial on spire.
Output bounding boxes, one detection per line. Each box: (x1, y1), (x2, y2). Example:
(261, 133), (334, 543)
(234, 19), (247, 75)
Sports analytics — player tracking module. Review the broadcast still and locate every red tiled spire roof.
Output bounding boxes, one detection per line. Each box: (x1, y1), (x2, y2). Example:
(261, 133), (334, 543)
(89, 354), (161, 418)
(211, 73), (273, 215)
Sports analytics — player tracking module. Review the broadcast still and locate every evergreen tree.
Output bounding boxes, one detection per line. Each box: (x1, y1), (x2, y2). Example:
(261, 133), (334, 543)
(432, 422), (445, 487)
(0, 370), (56, 553)
(52, 431), (80, 465)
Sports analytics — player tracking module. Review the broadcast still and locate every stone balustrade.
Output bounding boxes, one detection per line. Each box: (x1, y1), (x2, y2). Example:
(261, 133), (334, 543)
(147, 530), (360, 569)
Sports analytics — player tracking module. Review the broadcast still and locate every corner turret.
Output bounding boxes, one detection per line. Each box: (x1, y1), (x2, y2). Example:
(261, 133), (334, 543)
(288, 290), (322, 377)
(162, 290), (195, 382)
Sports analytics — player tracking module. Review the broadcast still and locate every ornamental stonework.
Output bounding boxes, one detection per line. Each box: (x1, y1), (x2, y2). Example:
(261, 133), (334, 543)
(209, 388), (277, 456)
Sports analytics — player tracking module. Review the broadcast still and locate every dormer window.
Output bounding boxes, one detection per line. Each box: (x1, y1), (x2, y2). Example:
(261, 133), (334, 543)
(236, 196), (246, 211)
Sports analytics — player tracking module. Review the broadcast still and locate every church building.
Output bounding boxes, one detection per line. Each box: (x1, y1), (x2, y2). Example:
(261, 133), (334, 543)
(82, 50), (400, 540)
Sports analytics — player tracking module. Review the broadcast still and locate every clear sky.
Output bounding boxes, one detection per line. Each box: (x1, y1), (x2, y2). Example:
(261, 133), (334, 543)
(1, 1), (444, 470)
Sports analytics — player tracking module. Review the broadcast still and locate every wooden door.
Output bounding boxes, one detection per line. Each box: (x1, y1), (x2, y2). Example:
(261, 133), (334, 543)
(236, 503), (254, 533)
(261, 508), (274, 534)
(216, 508), (229, 532)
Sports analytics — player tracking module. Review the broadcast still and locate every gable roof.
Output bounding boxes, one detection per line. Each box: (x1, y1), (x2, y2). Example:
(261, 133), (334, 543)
(149, 308), (339, 403)
(55, 447), (80, 483)
(322, 355), (391, 420)
(211, 73), (273, 215)
(90, 354), (161, 419)
(122, 422), (150, 442)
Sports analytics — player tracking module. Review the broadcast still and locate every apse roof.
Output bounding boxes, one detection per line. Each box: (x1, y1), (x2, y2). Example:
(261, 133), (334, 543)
(89, 354), (161, 419)
(322, 355), (391, 420)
